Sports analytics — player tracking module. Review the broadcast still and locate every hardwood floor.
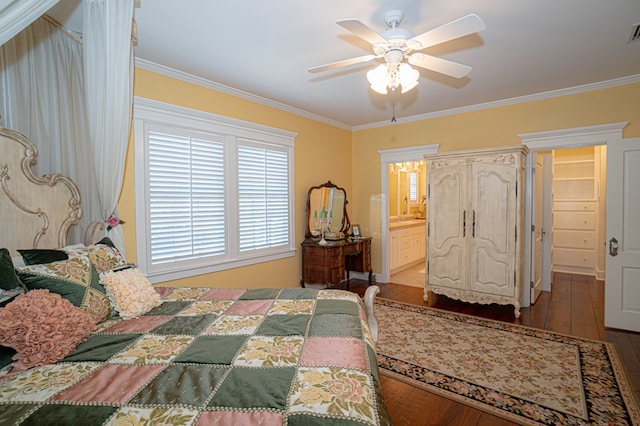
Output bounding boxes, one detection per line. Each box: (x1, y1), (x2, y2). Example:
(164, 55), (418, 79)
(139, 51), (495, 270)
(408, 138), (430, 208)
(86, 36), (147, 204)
(346, 273), (640, 426)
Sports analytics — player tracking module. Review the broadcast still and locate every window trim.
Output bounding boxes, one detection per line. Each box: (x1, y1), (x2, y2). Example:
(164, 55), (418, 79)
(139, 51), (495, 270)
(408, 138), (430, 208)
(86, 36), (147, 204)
(133, 97), (297, 283)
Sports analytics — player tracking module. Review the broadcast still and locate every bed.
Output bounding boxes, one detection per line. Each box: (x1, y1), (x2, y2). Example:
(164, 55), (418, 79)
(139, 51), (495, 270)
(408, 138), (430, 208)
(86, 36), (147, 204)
(0, 127), (390, 425)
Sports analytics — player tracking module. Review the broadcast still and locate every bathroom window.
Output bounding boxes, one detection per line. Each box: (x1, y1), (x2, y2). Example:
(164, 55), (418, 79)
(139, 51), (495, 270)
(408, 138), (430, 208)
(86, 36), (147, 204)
(409, 171), (418, 204)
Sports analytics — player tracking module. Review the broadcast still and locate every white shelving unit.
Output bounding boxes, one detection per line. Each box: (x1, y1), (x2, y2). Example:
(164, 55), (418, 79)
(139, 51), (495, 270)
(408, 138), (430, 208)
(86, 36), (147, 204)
(551, 146), (600, 276)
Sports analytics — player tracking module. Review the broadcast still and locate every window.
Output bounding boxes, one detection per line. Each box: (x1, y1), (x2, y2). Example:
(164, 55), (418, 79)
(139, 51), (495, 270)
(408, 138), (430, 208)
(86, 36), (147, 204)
(134, 98), (296, 283)
(147, 130), (226, 265)
(409, 171), (418, 202)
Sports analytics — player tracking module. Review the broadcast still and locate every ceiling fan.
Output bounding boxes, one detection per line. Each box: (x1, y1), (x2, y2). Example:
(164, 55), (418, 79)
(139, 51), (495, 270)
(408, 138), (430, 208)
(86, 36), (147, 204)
(308, 10), (486, 94)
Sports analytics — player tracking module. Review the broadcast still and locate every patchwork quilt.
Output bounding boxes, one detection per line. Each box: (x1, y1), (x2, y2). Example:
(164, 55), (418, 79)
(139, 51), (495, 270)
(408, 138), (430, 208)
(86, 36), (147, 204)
(0, 287), (391, 426)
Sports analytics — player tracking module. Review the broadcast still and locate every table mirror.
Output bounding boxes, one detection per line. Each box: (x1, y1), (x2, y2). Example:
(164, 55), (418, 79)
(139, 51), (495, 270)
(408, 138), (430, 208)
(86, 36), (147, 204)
(305, 181), (350, 239)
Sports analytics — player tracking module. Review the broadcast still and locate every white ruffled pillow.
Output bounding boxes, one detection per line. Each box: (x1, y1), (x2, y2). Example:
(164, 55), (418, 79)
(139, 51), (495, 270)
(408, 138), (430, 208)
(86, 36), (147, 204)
(99, 267), (162, 319)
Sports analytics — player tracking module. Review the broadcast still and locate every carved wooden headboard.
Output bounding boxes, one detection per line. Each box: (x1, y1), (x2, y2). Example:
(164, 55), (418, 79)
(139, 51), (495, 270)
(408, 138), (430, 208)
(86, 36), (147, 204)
(0, 127), (82, 256)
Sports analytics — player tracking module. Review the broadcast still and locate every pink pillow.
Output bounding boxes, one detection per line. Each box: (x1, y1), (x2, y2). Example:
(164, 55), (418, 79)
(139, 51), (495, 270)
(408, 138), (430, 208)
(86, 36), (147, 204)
(0, 289), (95, 371)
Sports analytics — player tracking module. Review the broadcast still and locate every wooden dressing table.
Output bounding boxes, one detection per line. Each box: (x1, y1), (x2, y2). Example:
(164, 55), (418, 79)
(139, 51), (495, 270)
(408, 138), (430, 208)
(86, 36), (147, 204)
(300, 237), (372, 288)
(300, 181), (372, 288)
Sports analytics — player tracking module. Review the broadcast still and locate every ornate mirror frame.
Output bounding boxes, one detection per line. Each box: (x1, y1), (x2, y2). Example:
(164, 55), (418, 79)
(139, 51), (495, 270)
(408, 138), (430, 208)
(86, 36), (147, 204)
(304, 181), (350, 239)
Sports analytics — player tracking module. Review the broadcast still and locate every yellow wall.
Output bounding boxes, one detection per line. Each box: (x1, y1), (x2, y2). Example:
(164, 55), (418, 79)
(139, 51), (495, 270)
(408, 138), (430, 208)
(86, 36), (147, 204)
(352, 83), (640, 273)
(120, 68), (352, 288)
(121, 69), (639, 287)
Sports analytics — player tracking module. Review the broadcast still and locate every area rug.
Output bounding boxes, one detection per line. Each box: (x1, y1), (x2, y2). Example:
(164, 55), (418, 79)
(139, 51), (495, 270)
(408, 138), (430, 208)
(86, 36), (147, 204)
(374, 298), (640, 425)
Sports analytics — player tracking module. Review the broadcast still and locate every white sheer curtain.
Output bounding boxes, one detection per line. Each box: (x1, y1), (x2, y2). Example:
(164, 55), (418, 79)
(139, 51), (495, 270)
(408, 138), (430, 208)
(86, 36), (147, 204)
(0, 1), (134, 255)
(0, 17), (94, 244)
(83, 0), (134, 257)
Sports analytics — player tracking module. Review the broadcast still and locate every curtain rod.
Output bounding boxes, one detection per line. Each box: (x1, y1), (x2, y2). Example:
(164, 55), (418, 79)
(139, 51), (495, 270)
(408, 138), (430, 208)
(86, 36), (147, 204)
(42, 14), (138, 46)
(42, 15), (83, 45)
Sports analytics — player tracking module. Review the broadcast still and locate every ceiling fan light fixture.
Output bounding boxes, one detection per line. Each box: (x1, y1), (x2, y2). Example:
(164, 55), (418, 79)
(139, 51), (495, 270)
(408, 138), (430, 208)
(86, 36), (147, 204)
(367, 64), (390, 94)
(399, 63), (419, 93)
(311, 11), (485, 96)
(400, 79), (418, 94)
(367, 62), (419, 94)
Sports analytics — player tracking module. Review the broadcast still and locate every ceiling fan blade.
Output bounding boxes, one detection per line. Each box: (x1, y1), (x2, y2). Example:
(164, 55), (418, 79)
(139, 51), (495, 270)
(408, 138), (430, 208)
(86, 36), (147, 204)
(408, 53), (472, 78)
(410, 14), (486, 50)
(337, 19), (387, 45)
(308, 54), (377, 73)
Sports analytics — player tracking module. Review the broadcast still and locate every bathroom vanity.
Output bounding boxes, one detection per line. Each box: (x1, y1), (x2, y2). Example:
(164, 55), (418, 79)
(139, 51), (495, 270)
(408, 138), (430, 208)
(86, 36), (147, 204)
(389, 218), (426, 274)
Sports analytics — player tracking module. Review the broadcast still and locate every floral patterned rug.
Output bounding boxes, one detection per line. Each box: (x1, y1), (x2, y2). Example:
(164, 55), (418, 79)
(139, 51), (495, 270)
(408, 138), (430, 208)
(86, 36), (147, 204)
(374, 298), (640, 425)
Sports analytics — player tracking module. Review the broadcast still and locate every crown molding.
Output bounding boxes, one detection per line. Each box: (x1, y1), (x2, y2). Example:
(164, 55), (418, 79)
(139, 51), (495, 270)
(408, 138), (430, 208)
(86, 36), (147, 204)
(134, 58), (352, 131)
(518, 122), (627, 150)
(378, 144), (439, 163)
(354, 74), (640, 131)
(135, 57), (639, 134)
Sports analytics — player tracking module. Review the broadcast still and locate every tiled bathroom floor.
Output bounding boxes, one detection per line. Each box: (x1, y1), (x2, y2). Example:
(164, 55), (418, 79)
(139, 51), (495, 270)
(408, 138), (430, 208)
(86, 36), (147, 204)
(389, 261), (425, 288)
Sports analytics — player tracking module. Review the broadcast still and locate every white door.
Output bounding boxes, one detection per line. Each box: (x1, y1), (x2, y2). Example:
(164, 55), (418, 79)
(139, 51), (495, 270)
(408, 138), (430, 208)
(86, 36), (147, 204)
(530, 153), (544, 303)
(605, 137), (640, 332)
(541, 153), (553, 292)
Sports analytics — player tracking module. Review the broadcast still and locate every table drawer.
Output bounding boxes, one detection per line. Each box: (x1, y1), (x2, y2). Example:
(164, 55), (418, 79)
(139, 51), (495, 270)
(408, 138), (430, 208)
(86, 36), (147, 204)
(331, 267), (345, 283)
(303, 246), (343, 267)
(343, 242), (361, 255)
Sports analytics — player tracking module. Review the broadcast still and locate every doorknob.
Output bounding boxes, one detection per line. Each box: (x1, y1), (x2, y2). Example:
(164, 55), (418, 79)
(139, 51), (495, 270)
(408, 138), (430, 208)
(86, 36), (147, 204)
(609, 237), (618, 257)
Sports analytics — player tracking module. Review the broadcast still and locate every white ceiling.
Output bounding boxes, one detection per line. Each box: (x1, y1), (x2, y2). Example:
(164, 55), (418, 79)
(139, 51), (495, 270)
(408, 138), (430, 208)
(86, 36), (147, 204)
(47, 0), (640, 129)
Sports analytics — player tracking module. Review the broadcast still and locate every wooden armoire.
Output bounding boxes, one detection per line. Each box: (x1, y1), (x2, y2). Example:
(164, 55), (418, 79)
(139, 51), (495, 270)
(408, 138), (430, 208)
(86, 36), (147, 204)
(424, 145), (528, 317)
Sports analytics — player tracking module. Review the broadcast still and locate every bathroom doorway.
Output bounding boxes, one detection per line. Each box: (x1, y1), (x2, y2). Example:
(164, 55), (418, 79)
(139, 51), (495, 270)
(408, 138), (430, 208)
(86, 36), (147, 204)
(388, 161), (427, 287)
(378, 144), (438, 285)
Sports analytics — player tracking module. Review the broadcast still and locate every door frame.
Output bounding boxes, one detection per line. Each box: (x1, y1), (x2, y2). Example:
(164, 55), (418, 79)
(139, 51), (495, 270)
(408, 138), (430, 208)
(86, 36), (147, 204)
(519, 122), (627, 308)
(378, 144), (439, 283)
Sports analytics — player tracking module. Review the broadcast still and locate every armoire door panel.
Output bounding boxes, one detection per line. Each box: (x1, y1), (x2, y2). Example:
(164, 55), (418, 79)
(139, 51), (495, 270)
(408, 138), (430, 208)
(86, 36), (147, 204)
(472, 248), (514, 296)
(469, 162), (517, 296)
(472, 163), (517, 254)
(428, 163), (467, 286)
(430, 167), (466, 249)
(430, 245), (465, 289)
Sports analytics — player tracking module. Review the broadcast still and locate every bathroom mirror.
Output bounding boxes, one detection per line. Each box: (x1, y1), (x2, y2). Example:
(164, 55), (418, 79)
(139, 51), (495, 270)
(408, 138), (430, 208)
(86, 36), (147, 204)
(305, 181), (350, 239)
(388, 161), (427, 219)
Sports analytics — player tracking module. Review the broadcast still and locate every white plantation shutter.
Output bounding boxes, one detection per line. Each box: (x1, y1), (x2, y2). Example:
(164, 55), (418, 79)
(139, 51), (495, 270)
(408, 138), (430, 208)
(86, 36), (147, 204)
(409, 171), (418, 201)
(148, 131), (225, 263)
(134, 99), (296, 283)
(238, 143), (289, 251)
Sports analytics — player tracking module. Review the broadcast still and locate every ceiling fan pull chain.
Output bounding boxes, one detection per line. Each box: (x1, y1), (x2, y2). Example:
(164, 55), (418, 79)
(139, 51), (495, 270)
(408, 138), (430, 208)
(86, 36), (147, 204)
(391, 92), (397, 122)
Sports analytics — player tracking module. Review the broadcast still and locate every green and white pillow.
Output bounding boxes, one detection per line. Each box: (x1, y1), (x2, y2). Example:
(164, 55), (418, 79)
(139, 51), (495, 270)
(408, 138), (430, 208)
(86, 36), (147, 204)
(0, 248), (25, 292)
(18, 237), (126, 273)
(16, 255), (113, 324)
